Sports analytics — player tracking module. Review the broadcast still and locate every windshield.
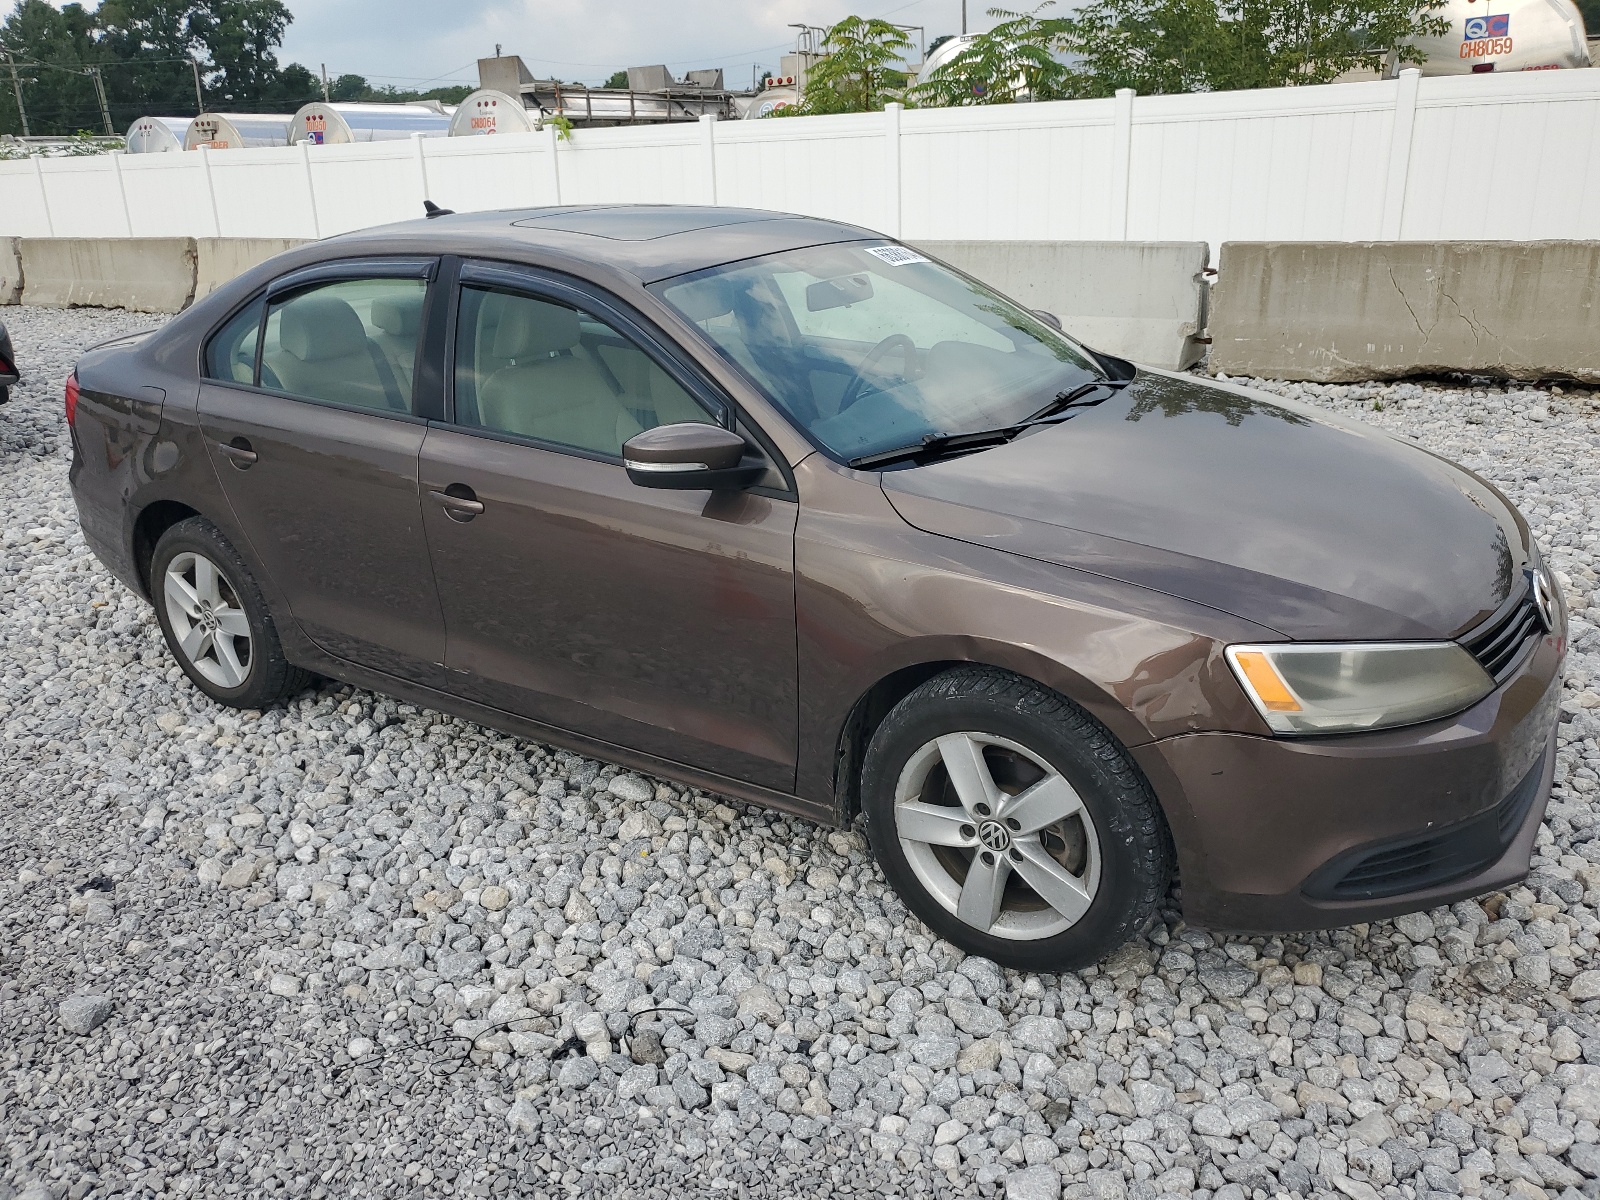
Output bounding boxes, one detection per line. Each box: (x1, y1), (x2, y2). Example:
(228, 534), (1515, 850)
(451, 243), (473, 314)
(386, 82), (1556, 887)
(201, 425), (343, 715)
(651, 242), (1104, 463)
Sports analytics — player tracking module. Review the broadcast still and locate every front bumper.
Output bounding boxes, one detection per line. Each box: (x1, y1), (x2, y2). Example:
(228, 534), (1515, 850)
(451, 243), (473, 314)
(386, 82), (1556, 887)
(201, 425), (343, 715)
(1133, 631), (1563, 932)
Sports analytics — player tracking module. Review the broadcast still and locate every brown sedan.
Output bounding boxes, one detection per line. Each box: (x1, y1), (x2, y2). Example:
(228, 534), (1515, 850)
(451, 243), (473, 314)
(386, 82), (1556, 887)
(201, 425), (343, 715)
(67, 205), (1565, 970)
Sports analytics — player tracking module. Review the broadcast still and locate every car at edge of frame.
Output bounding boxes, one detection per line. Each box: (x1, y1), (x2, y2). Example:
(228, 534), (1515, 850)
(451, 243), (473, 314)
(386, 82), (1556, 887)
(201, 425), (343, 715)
(64, 204), (1566, 971)
(0, 317), (18, 403)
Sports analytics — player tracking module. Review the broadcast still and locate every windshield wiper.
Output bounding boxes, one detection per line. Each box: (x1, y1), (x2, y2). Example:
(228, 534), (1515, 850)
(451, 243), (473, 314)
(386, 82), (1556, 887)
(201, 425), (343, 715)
(848, 377), (1131, 470)
(1028, 376), (1132, 420)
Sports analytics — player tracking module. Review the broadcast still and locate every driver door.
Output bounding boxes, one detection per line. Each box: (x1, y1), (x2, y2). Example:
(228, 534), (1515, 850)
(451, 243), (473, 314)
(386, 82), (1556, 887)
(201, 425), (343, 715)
(418, 264), (800, 791)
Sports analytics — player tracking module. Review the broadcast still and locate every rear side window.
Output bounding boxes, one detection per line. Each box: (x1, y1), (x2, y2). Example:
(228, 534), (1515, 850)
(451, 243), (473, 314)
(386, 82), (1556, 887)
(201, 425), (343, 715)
(260, 277), (427, 415)
(204, 296), (264, 384)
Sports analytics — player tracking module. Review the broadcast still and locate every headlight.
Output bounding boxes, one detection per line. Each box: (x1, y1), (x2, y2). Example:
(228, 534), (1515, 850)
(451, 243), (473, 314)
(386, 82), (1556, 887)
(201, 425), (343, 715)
(1226, 642), (1494, 735)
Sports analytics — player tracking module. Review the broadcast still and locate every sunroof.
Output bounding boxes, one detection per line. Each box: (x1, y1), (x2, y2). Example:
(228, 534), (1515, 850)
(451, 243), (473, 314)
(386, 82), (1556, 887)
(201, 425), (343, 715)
(510, 206), (775, 241)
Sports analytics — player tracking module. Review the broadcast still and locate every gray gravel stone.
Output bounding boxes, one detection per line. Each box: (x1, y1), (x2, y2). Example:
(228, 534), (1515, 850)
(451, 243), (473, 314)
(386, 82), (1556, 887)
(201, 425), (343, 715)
(57, 994), (113, 1035)
(8, 310), (1600, 1198)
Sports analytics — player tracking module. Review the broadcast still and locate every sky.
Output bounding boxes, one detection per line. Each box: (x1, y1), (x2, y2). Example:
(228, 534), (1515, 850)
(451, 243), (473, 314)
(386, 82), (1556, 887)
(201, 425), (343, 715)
(0, 0), (1011, 90)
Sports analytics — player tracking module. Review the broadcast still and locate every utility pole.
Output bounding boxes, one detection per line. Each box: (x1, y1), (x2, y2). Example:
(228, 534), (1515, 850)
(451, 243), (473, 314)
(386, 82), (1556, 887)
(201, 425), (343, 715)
(89, 66), (113, 136)
(961, 0), (968, 34)
(191, 58), (204, 114)
(320, 63), (329, 101)
(3, 51), (28, 136)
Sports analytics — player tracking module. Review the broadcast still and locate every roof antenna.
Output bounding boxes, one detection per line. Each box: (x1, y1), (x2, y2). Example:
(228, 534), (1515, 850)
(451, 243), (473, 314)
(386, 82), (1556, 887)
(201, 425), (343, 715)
(423, 200), (454, 219)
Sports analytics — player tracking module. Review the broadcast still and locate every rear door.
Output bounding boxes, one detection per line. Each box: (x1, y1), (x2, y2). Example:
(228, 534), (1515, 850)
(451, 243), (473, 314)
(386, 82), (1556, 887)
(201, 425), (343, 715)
(417, 262), (799, 790)
(196, 257), (449, 683)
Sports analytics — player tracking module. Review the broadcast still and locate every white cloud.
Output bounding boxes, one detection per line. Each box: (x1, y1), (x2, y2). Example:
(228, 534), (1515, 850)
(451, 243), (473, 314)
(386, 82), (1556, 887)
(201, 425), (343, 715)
(0, 0), (1010, 90)
(278, 0), (984, 88)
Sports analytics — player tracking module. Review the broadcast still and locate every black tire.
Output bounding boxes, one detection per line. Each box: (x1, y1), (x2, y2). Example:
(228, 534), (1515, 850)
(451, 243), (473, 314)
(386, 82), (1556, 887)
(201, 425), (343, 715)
(150, 516), (313, 709)
(861, 666), (1171, 972)
(0, 384), (9, 404)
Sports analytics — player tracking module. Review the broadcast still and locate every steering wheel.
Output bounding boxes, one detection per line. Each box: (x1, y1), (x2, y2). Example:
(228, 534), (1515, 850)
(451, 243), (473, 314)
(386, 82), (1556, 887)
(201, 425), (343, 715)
(838, 334), (919, 414)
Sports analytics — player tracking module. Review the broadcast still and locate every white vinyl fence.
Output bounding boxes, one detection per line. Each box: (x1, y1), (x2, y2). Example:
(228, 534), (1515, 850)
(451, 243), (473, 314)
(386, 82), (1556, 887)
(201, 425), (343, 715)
(5, 67), (1600, 257)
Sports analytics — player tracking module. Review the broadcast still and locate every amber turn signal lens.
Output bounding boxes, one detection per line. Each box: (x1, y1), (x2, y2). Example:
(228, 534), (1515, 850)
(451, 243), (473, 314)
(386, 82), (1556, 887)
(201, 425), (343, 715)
(1231, 650), (1302, 712)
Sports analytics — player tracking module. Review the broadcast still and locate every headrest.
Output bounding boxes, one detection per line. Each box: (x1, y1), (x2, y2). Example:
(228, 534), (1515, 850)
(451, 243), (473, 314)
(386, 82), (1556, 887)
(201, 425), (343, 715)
(671, 276), (733, 323)
(279, 295), (370, 362)
(371, 295), (422, 337)
(492, 297), (582, 359)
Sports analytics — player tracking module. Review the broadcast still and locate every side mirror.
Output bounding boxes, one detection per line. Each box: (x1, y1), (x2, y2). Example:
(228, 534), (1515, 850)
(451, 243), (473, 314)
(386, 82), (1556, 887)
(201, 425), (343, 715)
(1031, 309), (1063, 332)
(623, 423), (765, 491)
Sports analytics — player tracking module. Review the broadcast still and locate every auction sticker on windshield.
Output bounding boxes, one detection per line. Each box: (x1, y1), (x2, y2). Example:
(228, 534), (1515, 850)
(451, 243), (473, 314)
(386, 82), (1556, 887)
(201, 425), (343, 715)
(864, 245), (930, 267)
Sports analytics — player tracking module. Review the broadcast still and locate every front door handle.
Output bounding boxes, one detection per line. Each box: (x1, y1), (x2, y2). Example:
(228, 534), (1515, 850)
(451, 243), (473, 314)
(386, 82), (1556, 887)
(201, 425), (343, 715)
(428, 487), (484, 521)
(216, 438), (257, 468)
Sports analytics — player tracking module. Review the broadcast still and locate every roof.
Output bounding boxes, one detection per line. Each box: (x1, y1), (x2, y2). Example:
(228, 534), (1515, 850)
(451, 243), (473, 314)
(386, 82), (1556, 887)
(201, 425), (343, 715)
(328, 204), (884, 284)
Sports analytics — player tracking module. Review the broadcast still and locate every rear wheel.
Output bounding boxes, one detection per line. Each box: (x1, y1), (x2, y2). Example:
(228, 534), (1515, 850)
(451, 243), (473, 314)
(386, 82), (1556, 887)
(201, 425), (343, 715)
(861, 666), (1171, 971)
(151, 517), (312, 709)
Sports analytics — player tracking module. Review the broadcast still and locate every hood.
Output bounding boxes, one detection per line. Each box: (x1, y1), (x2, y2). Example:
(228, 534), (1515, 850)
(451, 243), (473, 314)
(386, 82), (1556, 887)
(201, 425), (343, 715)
(881, 371), (1527, 641)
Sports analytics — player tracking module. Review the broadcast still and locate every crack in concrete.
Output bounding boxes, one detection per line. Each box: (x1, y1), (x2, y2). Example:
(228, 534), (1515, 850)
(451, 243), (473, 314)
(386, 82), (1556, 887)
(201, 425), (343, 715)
(1386, 262), (1429, 343)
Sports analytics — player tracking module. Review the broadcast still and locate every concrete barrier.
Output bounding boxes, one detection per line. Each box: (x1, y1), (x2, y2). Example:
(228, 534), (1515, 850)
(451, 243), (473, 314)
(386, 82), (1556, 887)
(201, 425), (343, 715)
(915, 240), (1211, 370)
(0, 237), (20, 305)
(1209, 241), (1600, 383)
(195, 238), (309, 297)
(20, 238), (196, 313)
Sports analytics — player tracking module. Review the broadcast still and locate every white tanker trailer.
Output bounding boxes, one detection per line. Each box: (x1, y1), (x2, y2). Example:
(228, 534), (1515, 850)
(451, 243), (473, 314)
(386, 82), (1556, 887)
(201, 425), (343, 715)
(183, 113), (293, 150)
(1396, 0), (1589, 74)
(124, 116), (189, 153)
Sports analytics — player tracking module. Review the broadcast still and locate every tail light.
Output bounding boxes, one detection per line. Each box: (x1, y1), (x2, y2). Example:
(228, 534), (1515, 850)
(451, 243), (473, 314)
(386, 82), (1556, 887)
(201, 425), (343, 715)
(65, 372), (80, 427)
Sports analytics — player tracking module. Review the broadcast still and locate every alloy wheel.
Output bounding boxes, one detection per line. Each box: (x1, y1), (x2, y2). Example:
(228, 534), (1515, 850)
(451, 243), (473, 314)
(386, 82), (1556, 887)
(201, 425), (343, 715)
(163, 551), (253, 689)
(893, 731), (1102, 941)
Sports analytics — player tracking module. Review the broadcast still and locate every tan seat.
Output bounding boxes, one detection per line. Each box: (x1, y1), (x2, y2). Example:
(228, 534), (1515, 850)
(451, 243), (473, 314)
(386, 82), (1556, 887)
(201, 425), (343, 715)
(263, 295), (406, 412)
(371, 295), (424, 390)
(476, 301), (643, 454)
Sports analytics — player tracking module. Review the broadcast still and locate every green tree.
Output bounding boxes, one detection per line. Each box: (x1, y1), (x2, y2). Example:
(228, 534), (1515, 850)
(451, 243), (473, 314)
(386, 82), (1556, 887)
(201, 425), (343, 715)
(797, 16), (913, 113)
(1, 0), (307, 135)
(330, 72), (368, 102)
(262, 62), (321, 109)
(1057, 0), (1449, 96)
(0, 1), (104, 135)
(1577, 0), (1600, 38)
(189, 0), (292, 108)
(95, 0), (203, 119)
(603, 69), (629, 89)
(910, 4), (1075, 106)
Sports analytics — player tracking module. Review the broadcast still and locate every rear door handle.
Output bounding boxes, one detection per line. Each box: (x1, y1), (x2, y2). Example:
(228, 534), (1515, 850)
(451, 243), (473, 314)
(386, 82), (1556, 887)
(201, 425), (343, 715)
(428, 487), (484, 521)
(215, 438), (257, 468)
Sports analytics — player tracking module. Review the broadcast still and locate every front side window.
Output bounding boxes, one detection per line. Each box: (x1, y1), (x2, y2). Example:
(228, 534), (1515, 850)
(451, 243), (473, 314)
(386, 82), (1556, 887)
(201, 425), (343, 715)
(652, 243), (1104, 463)
(204, 295), (265, 384)
(453, 286), (715, 457)
(260, 277), (427, 414)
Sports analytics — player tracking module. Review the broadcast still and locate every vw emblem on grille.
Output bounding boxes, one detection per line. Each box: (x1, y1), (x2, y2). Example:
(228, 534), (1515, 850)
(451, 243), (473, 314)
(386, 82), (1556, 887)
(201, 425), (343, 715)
(977, 820), (1011, 852)
(1530, 567), (1557, 635)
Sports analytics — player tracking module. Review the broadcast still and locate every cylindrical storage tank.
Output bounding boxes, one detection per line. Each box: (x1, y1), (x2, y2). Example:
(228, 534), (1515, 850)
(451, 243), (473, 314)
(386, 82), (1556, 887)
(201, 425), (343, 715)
(918, 34), (981, 80)
(289, 102), (454, 145)
(447, 90), (537, 136)
(744, 85), (801, 118)
(184, 113), (293, 150)
(125, 116), (190, 153)
(1398, 0), (1588, 74)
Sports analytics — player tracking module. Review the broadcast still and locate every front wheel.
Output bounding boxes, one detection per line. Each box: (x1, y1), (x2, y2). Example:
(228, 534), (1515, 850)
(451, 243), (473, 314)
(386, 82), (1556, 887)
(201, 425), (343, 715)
(861, 667), (1171, 972)
(150, 517), (312, 709)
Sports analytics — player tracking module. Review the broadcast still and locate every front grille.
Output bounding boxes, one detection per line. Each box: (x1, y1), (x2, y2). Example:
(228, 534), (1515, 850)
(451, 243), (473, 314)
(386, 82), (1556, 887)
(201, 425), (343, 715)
(1463, 586), (1542, 682)
(1304, 753), (1546, 902)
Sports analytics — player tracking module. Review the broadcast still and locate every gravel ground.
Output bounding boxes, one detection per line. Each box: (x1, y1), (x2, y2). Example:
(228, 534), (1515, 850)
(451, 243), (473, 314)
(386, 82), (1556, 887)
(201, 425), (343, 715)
(3, 305), (1600, 1200)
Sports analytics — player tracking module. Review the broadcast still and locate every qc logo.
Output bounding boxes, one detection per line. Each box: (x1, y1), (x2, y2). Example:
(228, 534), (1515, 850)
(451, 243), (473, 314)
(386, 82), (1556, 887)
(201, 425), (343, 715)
(1464, 13), (1510, 39)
